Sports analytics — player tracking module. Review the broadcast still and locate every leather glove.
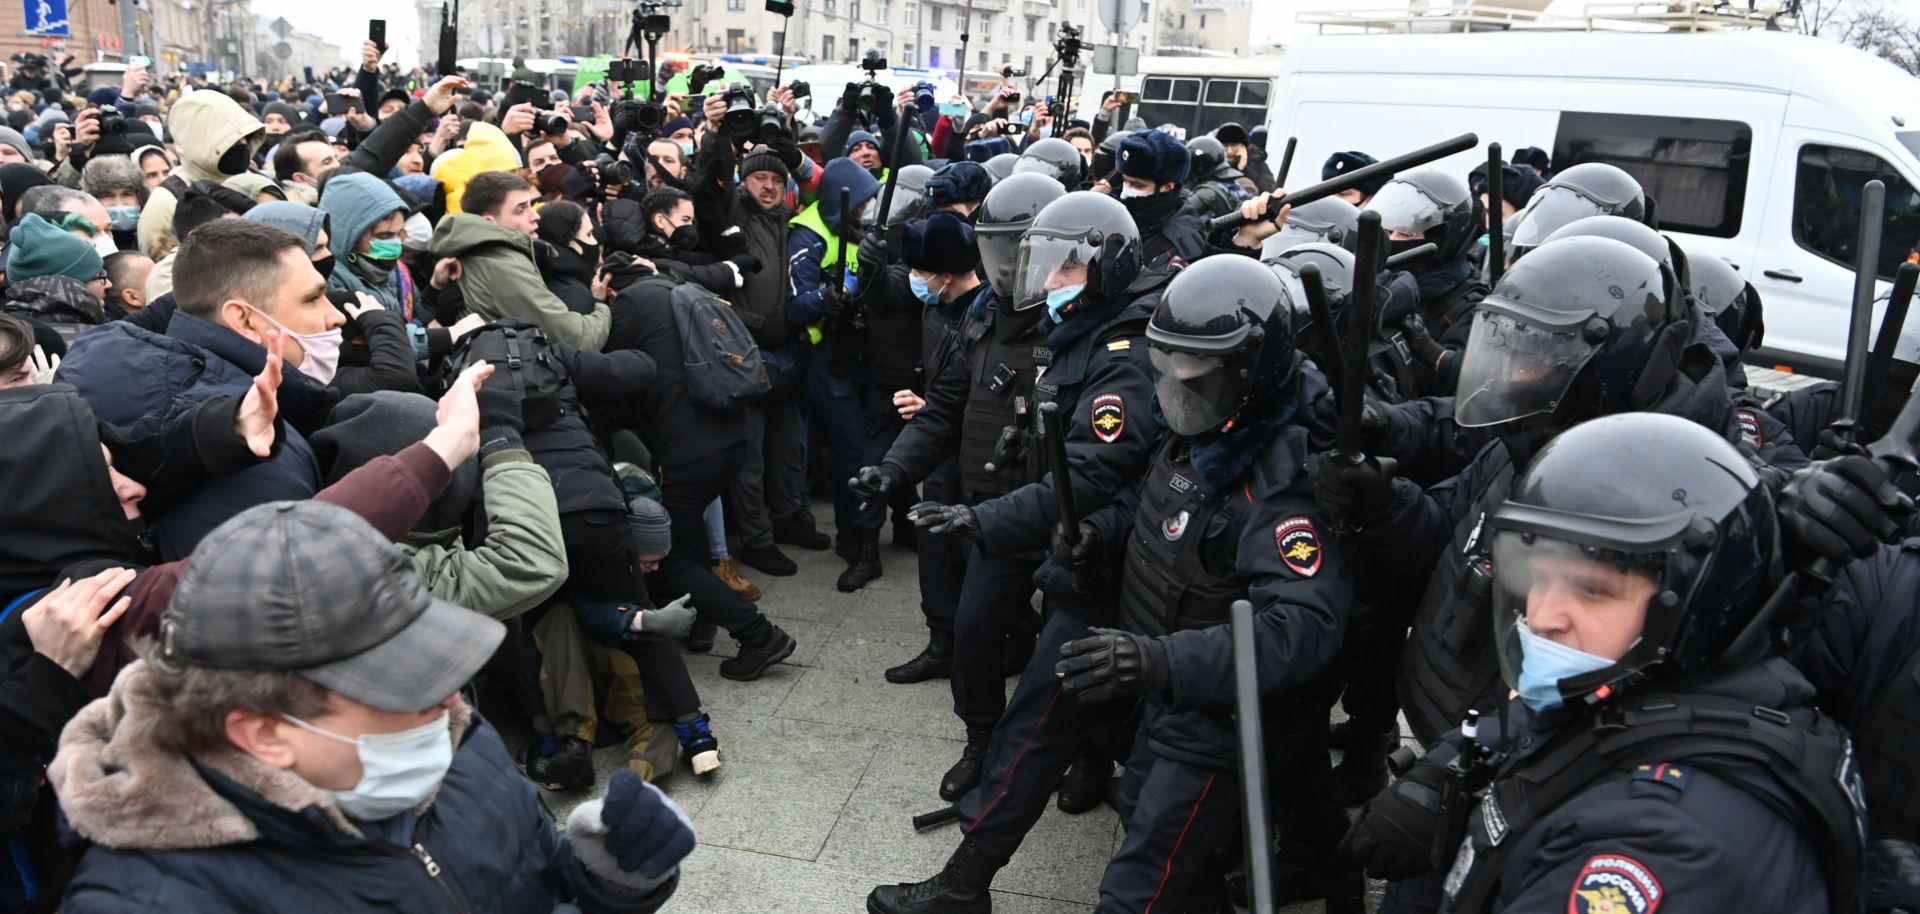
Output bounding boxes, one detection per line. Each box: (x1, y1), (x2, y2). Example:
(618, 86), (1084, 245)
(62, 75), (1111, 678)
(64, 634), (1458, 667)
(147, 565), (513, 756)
(1338, 762), (1445, 880)
(1779, 455), (1910, 575)
(906, 501), (982, 544)
(768, 133), (804, 170)
(1400, 313), (1448, 370)
(840, 81), (863, 115)
(1054, 628), (1169, 703)
(849, 464), (904, 500)
(855, 236), (887, 277)
(633, 594), (696, 637)
(565, 769), (696, 892)
(731, 253), (763, 274)
(1315, 454), (1399, 525)
(1049, 519), (1100, 573)
(1810, 424), (1870, 461)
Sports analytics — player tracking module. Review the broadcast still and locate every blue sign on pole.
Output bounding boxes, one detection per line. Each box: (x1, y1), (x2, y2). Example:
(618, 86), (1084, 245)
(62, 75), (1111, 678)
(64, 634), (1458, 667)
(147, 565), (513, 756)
(24, 0), (70, 36)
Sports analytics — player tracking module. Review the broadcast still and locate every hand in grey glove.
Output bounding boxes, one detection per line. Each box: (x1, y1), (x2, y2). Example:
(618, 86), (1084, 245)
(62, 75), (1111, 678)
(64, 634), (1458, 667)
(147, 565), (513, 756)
(1338, 762), (1445, 880)
(1054, 628), (1169, 703)
(632, 594), (696, 637)
(906, 501), (981, 543)
(566, 769), (696, 893)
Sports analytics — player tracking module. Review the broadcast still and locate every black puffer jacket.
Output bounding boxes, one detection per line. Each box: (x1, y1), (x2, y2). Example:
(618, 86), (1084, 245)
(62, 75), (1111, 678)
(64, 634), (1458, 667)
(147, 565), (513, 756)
(3, 275), (105, 352)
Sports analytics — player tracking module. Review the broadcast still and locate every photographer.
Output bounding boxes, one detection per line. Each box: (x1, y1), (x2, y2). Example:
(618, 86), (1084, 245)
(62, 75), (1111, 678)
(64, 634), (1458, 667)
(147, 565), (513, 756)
(820, 61), (929, 182)
(630, 186), (749, 297)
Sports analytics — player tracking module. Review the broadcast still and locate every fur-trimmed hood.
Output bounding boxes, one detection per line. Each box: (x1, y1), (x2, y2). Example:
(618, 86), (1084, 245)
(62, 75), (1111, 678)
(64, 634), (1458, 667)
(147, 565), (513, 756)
(49, 659), (473, 851)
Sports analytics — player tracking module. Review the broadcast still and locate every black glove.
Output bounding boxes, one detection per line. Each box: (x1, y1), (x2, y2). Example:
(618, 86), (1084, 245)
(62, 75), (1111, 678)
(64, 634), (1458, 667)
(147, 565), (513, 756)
(1054, 628), (1169, 703)
(768, 133), (804, 170)
(1049, 519), (1100, 572)
(848, 464), (904, 501)
(1779, 455), (1909, 575)
(840, 81), (863, 115)
(731, 253), (763, 274)
(906, 501), (982, 543)
(1338, 763), (1445, 880)
(855, 236), (887, 276)
(1810, 423), (1870, 461)
(1315, 453), (1399, 525)
(1400, 313), (1448, 370)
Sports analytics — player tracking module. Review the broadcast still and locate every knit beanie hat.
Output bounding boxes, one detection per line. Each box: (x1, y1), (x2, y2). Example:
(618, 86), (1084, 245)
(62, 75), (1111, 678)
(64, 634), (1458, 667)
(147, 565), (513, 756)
(626, 496), (672, 557)
(740, 145), (789, 182)
(6, 214), (102, 283)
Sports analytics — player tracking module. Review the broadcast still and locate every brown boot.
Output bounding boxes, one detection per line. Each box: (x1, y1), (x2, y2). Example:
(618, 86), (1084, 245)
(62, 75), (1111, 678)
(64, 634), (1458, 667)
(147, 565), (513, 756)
(711, 556), (762, 601)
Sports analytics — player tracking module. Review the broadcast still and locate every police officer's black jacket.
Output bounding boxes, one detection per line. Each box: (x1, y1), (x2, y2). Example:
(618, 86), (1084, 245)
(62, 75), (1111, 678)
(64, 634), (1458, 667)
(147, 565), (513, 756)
(1794, 538), (1920, 842)
(854, 259), (926, 396)
(1414, 659), (1837, 913)
(1075, 373), (1351, 769)
(882, 286), (1015, 500)
(1360, 338), (1807, 744)
(971, 279), (1170, 613)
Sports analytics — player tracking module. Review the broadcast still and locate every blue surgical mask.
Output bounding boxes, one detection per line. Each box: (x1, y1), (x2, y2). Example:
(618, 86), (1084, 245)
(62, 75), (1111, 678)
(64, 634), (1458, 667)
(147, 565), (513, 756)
(107, 205), (141, 232)
(678, 140), (696, 158)
(1045, 283), (1086, 322)
(1512, 620), (1615, 713)
(284, 712), (454, 821)
(909, 272), (946, 305)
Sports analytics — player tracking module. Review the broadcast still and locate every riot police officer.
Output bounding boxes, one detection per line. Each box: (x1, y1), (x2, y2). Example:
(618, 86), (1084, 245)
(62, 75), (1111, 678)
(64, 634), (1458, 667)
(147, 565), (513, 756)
(868, 191), (1168, 914)
(1344, 412), (1864, 914)
(1506, 162), (1649, 261)
(1183, 134), (1253, 218)
(1362, 168), (1486, 397)
(1112, 130), (1208, 269)
(1012, 137), (1089, 191)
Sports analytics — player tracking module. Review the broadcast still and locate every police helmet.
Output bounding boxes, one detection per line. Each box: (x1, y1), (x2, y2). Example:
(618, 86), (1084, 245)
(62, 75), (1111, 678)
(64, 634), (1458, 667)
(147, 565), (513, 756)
(984, 152), (1020, 183)
(1454, 236), (1687, 429)
(1011, 191), (1142, 315)
(886, 163), (937, 226)
(1684, 247), (1765, 358)
(976, 173), (1067, 299)
(1364, 168), (1480, 268)
(1509, 162), (1648, 255)
(1489, 412), (1780, 711)
(1187, 135), (1228, 180)
(1091, 130), (1134, 185)
(1259, 195), (1360, 260)
(1541, 214), (1690, 292)
(1270, 241), (1357, 366)
(1146, 254), (1296, 436)
(1012, 137), (1086, 190)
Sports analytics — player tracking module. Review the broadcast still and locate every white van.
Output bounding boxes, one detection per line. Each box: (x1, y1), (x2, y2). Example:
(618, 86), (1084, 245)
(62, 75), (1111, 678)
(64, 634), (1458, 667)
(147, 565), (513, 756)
(1274, 28), (1920, 377)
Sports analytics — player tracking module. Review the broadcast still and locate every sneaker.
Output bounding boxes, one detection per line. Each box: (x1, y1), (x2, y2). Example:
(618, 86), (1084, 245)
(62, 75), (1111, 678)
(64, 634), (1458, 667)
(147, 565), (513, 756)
(719, 626), (797, 681)
(711, 556), (762, 601)
(736, 542), (798, 576)
(685, 619), (718, 653)
(673, 712), (723, 775)
(773, 511), (832, 550)
(517, 735), (594, 790)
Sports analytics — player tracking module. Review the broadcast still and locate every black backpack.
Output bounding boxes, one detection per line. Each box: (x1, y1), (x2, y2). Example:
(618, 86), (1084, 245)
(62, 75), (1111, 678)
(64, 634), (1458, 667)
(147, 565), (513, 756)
(656, 278), (769, 412)
(435, 318), (574, 429)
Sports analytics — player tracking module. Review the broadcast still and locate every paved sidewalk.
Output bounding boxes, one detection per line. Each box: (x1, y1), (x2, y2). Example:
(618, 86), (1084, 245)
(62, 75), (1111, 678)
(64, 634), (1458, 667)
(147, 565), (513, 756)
(536, 512), (1346, 913)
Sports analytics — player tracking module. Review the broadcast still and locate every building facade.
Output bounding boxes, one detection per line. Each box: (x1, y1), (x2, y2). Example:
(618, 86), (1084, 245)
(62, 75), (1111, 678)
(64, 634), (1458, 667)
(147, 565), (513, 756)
(0, 0), (129, 71)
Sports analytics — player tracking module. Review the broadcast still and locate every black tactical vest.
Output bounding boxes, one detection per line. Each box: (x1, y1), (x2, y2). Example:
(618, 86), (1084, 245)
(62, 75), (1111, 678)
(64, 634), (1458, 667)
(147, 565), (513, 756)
(957, 314), (1050, 501)
(1397, 456), (1517, 746)
(1117, 439), (1251, 638)
(1439, 682), (1866, 914)
(1856, 645), (1920, 842)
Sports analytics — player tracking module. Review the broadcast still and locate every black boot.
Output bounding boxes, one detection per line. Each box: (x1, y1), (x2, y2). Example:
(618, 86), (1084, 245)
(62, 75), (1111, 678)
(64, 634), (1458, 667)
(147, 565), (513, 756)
(866, 839), (1000, 914)
(736, 542), (798, 576)
(940, 724), (994, 802)
(1331, 725), (1398, 806)
(837, 532), (883, 592)
(685, 619), (717, 653)
(719, 626), (796, 681)
(518, 736), (594, 790)
(773, 510), (832, 550)
(1055, 755), (1108, 814)
(885, 633), (953, 684)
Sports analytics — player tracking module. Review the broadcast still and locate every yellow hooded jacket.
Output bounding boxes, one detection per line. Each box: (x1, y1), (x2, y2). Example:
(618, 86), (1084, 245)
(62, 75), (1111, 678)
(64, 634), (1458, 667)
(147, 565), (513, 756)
(430, 122), (523, 215)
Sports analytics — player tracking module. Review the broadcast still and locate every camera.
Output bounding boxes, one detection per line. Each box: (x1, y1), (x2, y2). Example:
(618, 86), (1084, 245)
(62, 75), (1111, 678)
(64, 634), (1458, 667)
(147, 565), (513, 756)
(859, 49), (889, 74)
(94, 106), (127, 136)
(612, 97), (664, 135)
(912, 81), (936, 113)
(537, 112), (569, 135)
(597, 154), (636, 188)
(786, 80), (812, 99)
(722, 84), (758, 138)
(607, 57), (651, 84)
(1053, 22), (1085, 66)
(688, 64), (728, 95)
(752, 102), (791, 145)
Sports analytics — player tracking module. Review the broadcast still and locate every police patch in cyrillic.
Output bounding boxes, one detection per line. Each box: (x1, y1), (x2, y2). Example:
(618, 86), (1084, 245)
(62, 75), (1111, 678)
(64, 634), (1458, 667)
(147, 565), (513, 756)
(1570, 854), (1662, 913)
(1275, 516), (1322, 577)
(1091, 393), (1125, 443)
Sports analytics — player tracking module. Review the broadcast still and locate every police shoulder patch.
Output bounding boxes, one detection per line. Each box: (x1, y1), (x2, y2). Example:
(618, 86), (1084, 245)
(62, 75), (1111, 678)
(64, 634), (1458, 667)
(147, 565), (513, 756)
(1570, 854), (1663, 914)
(1275, 516), (1322, 577)
(1735, 408), (1764, 447)
(1091, 393), (1125, 443)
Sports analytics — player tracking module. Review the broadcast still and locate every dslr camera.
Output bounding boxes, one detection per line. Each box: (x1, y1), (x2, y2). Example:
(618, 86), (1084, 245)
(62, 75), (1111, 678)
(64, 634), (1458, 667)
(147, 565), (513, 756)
(688, 64), (729, 95)
(94, 105), (128, 136)
(537, 111), (570, 135)
(722, 84), (759, 138)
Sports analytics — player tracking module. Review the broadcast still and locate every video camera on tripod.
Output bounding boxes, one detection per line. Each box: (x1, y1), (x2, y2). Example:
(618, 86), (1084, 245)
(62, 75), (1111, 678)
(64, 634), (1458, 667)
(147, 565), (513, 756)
(839, 50), (895, 117)
(1046, 22), (1085, 138)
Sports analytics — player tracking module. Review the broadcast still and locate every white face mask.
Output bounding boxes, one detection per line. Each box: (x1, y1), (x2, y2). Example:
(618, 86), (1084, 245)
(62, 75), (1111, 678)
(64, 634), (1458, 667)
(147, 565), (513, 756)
(402, 211), (433, 251)
(284, 712), (454, 821)
(1120, 185), (1152, 200)
(91, 232), (119, 256)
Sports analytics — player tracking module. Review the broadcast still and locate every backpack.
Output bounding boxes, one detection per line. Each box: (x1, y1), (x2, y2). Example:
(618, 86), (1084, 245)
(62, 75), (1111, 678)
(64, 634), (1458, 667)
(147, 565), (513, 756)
(435, 318), (574, 429)
(656, 278), (769, 412)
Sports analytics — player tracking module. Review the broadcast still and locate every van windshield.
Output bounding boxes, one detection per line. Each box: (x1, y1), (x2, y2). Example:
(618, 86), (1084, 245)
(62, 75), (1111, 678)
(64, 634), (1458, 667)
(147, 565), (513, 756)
(1792, 144), (1920, 281)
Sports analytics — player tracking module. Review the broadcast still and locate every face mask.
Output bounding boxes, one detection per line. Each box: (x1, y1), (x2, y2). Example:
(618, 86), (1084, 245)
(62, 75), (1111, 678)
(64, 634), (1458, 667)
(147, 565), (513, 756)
(107, 205), (140, 232)
(216, 142), (250, 176)
(577, 240), (600, 266)
(1120, 184), (1152, 200)
(312, 254), (336, 278)
(247, 303), (343, 386)
(1045, 283), (1085, 322)
(678, 140), (696, 158)
(403, 211), (433, 250)
(91, 232), (118, 256)
(1512, 619), (1616, 713)
(366, 239), (404, 261)
(909, 272), (947, 306)
(668, 223), (700, 251)
(283, 712), (453, 821)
